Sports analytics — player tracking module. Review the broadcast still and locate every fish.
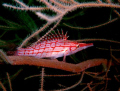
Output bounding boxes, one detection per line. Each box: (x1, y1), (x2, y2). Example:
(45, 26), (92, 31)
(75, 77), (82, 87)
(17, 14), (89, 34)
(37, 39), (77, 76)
(16, 30), (93, 62)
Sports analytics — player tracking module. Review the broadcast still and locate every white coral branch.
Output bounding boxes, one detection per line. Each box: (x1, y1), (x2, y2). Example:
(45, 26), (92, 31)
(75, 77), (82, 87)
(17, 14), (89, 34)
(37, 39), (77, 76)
(3, 0), (120, 48)
(3, 0), (120, 23)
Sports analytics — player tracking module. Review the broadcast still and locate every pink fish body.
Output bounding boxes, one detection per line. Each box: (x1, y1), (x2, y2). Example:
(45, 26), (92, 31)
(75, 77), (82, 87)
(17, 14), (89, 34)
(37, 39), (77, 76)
(16, 31), (93, 61)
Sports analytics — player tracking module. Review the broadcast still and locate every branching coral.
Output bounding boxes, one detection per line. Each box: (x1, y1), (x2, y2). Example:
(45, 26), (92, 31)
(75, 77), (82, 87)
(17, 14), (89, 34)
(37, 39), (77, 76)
(3, 0), (120, 48)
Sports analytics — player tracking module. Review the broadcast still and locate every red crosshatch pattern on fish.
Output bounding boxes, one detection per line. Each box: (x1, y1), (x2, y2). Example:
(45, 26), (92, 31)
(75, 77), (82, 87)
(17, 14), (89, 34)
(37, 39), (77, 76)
(16, 30), (93, 61)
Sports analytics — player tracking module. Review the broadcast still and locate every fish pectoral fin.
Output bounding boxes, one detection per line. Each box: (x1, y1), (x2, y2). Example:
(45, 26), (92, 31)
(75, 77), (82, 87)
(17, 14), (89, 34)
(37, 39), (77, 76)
(62, 48), (70, 62)
(63, 51), (68, 62)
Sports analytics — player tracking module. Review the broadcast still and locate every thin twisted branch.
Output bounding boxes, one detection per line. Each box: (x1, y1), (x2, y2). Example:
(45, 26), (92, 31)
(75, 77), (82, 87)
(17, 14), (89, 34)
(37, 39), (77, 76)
(0, 81), (7, 91)
(40, 68), (45, 91)
(31, 17), (62, 47)
(0, 50), (12, 64)
(63, 17), (119, 30)
(74, 39), (120, 44)
(18, 22), (51, 49)
(54, 71), (85, 91)
(24, 73), (81, 80)
(6, 72), (12, 91)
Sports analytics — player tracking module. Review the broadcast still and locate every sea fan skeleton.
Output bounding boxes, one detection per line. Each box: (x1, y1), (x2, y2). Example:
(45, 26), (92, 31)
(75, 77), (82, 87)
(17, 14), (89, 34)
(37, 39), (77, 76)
(16, 30), (93, 62)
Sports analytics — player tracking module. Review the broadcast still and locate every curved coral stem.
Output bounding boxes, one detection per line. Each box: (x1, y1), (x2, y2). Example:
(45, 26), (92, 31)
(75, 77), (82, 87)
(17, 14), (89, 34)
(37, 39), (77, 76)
(8, 56), (108, 73)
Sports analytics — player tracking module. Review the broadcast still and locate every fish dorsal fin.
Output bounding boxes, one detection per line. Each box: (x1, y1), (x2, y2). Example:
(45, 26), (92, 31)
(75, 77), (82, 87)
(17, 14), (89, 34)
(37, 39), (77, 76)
(30, 30), (69, 48)
(41, 30), (69, 42)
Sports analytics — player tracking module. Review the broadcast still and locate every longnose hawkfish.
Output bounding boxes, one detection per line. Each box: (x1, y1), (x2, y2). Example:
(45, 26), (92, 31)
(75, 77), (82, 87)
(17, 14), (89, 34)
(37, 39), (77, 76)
(16, 30), (93, 62)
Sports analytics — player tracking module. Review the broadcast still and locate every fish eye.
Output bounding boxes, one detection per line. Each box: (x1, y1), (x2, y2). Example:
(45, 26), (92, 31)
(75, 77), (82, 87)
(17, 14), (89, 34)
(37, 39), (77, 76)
(76, 44), (80, 48)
